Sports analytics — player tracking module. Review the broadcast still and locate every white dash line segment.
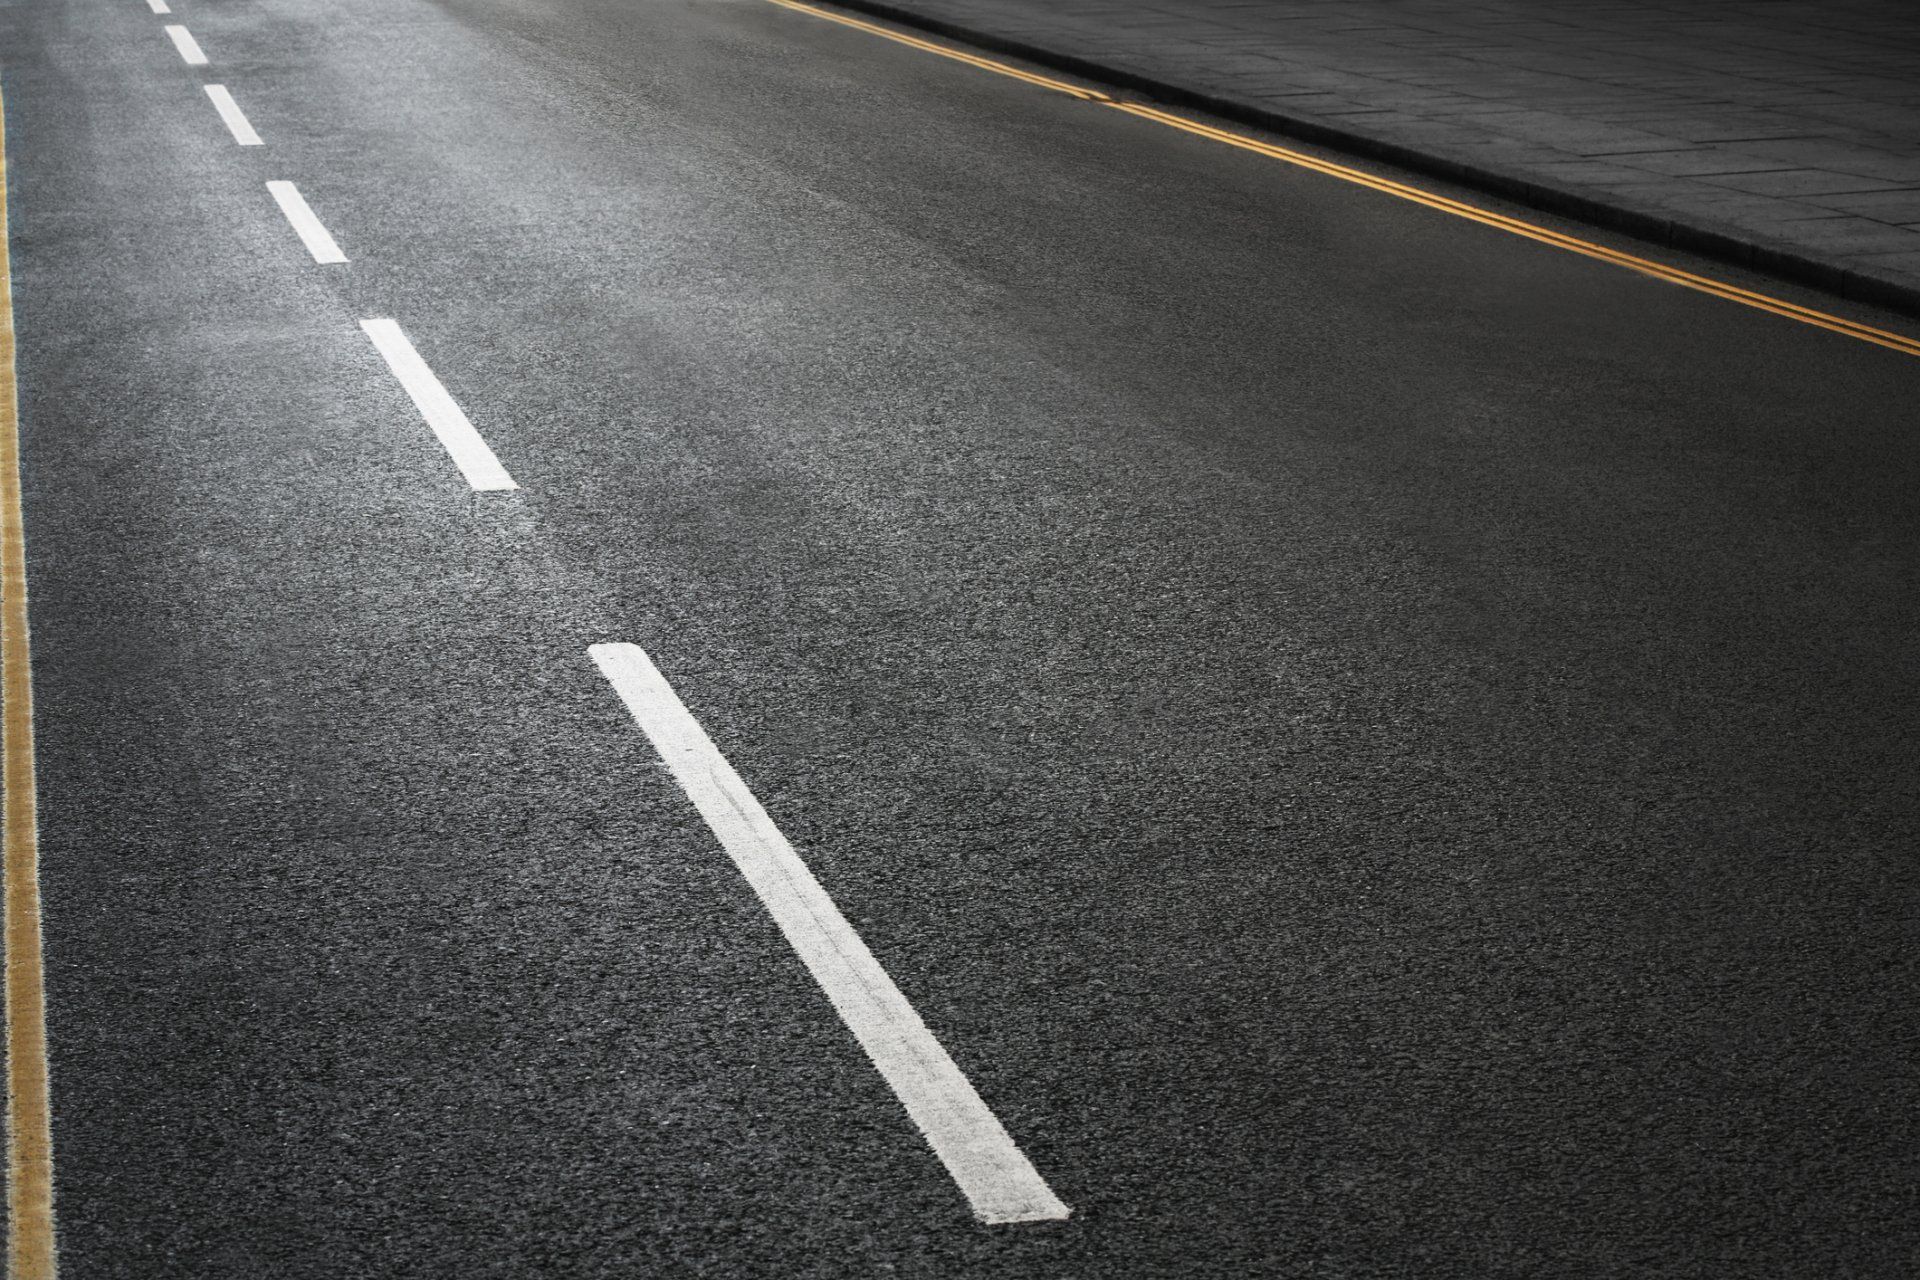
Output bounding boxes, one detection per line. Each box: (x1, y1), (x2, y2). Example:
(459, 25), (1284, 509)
(589, 642), (1071, 1225)
(204, 86), (261, 146)
(146, 0), (171, 13)
(163, 24), (207, 65)
(266, 181), (346, 264)
(359, 319), (518, 492)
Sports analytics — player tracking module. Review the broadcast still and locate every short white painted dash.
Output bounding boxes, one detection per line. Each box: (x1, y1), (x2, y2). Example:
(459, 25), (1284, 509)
(146, 0), (171, 14)
(359, 319), (517, 491)
(163, 24), (207, 65)
(204, 86), (261, 146)
(266, 181), (346, 264)
(588, 642), (1071, 1225)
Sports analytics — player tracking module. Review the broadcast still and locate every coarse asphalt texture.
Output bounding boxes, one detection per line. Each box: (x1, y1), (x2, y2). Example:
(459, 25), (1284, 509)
(2, 0), (1918, 1275)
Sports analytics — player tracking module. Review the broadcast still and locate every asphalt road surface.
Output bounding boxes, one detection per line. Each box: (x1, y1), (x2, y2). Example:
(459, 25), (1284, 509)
(2, 0), (1918, 1275)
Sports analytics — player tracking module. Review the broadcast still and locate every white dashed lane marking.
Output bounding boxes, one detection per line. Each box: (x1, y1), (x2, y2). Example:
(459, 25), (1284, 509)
(266, 181), (346, 264)
(590, 642), (1070, 1225)
(358, 319), (518, 492)
(205, 86), (261, 146)
(162, 24), (206, 65)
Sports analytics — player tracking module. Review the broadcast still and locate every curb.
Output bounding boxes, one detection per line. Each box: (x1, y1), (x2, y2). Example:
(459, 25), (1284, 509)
(809, 0), (1920, 322)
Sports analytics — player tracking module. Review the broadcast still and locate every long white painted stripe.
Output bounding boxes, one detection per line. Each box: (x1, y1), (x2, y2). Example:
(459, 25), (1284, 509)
(146, 0), (171, 13)
(265, 180), (346, 264)
(163, 24), (206, 65)
(204, 85), (261, 146)
(358, 319), (517, 491)
(588, 642), (1070, 1225)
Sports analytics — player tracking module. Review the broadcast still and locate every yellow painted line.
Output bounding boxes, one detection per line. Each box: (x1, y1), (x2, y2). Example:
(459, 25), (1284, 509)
(765, 0), (1110, 101)
(0, 86), (58, 1280)
(765, 0), (1920, 360)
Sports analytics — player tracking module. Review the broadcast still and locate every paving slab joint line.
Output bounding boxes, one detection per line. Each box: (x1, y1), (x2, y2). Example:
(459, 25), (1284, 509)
(803, 0), (1920, 321)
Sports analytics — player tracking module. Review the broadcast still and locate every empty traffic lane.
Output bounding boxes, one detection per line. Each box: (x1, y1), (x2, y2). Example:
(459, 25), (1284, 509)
(3, 0), (1916, 1274)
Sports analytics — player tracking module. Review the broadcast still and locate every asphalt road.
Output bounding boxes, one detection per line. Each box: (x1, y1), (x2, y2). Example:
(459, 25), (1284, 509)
(2, 0), (1918, 1274)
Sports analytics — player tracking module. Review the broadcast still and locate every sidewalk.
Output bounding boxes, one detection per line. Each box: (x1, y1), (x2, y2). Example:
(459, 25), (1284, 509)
(826, 0), (1920, 315)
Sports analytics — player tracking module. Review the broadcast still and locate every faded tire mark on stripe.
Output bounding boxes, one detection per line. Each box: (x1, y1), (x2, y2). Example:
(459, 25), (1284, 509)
(0, 85), (58, 1280)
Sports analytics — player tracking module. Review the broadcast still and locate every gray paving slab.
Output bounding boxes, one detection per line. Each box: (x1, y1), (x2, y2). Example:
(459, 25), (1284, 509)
(821, 0), (1920, 312)
(1703, 168), (1911, 196)
(1813, 188), (1920, 220)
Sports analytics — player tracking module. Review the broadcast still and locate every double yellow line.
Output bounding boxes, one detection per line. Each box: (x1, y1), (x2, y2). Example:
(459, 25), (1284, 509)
(0, 87), (57, 1280)
(766, 0), (1920, 360)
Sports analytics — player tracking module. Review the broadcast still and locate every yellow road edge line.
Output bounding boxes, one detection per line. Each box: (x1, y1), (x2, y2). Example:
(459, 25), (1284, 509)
(0, 83), (58, 1280)
(766, 0), (1920, 360)
(1112, 103), (1920, 358)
